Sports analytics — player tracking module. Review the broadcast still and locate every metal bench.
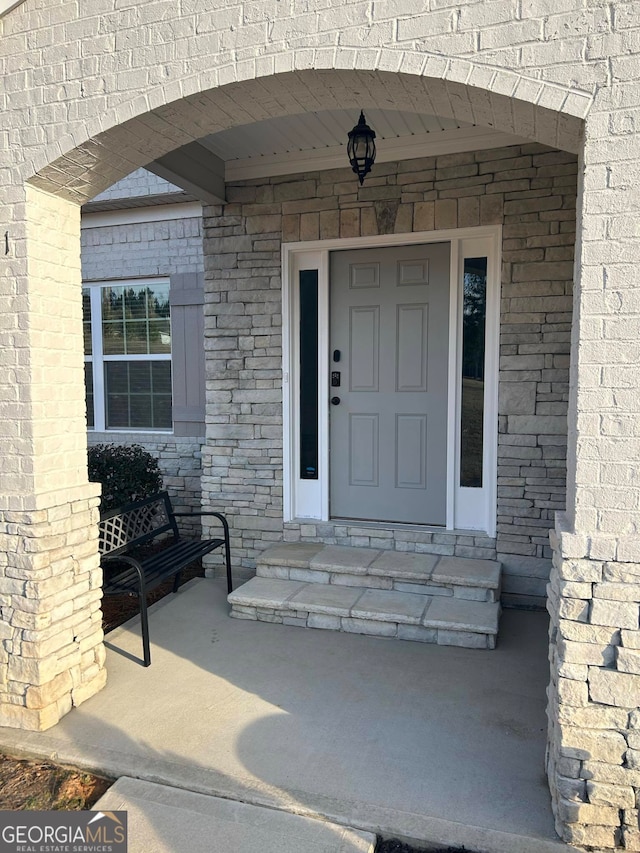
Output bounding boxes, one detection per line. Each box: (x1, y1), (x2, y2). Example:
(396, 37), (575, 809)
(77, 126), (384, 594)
(98, 491), (232, 666)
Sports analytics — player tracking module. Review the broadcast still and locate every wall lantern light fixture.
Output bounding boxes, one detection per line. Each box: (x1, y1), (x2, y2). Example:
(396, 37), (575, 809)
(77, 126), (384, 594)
(347, 111), (376, 185)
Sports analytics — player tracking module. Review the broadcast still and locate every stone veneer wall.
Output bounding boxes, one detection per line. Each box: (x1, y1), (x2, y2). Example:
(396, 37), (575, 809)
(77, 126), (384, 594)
(0, 484), (105, 730)
(201, 143), (577, 607)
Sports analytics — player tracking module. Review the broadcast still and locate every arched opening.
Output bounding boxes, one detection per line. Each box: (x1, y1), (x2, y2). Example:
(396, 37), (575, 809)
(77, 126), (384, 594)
(46, 66), (586, 610)
(27, 68), (585, 202)
(2, 0), (639, 845)
(5, 52), (594, 850)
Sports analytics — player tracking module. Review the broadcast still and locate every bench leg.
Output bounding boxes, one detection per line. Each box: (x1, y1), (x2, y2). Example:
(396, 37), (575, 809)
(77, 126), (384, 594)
(138, 594), (151, 667)
(225, 541), (233, 594)
(172, 571), (182, 593)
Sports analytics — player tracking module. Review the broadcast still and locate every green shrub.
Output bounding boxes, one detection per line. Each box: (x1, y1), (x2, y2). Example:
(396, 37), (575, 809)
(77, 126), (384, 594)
(88, 444), (163, 512)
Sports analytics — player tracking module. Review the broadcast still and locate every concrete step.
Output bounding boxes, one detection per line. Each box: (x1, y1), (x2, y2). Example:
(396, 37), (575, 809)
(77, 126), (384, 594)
(228, 576), (501, 649)
(95, 776), (375, 853)
(257, 543), (501, 603)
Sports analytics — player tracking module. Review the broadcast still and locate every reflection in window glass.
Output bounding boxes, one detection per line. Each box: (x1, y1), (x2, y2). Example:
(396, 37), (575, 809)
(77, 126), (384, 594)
(101, 284), (171, 355)
(460, 257), (487, 488)
(299, 270), (319, 480)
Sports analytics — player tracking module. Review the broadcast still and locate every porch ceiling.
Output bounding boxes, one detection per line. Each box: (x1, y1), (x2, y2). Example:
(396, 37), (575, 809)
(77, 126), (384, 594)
(146, 108), (527, 203)
(206, 107), (527, 179)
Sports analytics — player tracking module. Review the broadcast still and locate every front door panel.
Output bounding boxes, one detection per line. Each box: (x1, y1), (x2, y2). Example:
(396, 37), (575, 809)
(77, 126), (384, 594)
(329, 243), (450, 525)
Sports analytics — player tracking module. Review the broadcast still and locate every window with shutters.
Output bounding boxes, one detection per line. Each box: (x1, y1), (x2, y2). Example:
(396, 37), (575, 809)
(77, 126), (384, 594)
(83, 274), (206, 434)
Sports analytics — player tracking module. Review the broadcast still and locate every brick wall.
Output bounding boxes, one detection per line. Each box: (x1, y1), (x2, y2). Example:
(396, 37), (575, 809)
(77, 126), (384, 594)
(201, 142), (578, 608)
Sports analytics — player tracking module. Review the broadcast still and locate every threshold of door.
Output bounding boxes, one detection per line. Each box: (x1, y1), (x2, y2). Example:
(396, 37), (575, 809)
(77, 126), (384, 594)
(328, 517), (492, 538)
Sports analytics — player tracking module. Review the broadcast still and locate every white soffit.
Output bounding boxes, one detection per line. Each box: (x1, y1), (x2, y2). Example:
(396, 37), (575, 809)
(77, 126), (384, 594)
(198, 109), (528, 182)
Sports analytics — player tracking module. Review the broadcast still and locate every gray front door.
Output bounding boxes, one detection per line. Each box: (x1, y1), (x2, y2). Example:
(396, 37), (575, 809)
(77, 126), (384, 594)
(329, 243), (450, 525)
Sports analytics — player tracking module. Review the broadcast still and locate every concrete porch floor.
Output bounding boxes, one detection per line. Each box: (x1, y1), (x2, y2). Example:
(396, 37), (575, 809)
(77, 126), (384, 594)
(0, 578), (568, 853)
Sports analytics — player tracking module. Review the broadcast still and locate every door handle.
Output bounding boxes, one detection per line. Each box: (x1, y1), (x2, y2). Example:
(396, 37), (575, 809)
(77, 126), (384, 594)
(330, 396), (341, 405)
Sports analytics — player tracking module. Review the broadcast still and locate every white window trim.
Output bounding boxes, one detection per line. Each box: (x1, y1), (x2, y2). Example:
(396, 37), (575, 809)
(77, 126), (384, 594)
(84, 277), (173, 433)
(282, 226), (501, 536)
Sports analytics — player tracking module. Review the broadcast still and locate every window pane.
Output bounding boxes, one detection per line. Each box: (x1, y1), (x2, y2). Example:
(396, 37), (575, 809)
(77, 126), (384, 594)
(152, 360), (172, 393)
(148, 285), (171, 353)
(106, 361), (128, 393)
(460, 257), (487, 488)
(105, 360), (172, 430)
(106, 393), (129, 428)
(153, 395), (172, 427)
(123, 285), (148, 319)
(149, 288), (170, 319)
(84, 362), (94, 428)
(124, 320), (149, 354)
(101, 287), (125, 354)
(148, 319), (171, 354)
(299, 270), (318, 480)
(128, 361), (150, 393)
(130, 395), (152, 429)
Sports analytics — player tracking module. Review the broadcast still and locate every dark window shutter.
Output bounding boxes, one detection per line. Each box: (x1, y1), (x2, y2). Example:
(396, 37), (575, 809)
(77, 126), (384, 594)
(170, 272), (205, 436)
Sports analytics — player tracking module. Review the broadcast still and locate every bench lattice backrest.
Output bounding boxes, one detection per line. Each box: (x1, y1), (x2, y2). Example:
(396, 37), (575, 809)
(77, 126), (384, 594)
(98, 492), (178, 557)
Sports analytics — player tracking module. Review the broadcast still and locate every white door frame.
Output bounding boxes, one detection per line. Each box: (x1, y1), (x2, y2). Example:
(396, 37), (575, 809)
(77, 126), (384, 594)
(282, 225), (501, 536)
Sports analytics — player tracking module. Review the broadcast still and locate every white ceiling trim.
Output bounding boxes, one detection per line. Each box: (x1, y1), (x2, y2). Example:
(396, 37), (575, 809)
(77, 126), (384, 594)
(225, 127), (528, 183)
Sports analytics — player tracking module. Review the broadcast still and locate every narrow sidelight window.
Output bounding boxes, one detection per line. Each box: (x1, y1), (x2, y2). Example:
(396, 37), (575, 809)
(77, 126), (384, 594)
(299, 270), (319, 479)
(460, 257), (487, 487)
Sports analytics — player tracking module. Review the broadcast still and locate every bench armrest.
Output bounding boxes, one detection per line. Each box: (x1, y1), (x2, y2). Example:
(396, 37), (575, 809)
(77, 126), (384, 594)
(171, 510), (233, 593)
(101, 554), (148, 596)
(171, 510), (229, 535)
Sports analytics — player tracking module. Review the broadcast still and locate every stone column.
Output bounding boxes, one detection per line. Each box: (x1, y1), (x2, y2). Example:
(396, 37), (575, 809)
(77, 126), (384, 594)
(547, 87), (640, 850)
(0, 186), (105, 731)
